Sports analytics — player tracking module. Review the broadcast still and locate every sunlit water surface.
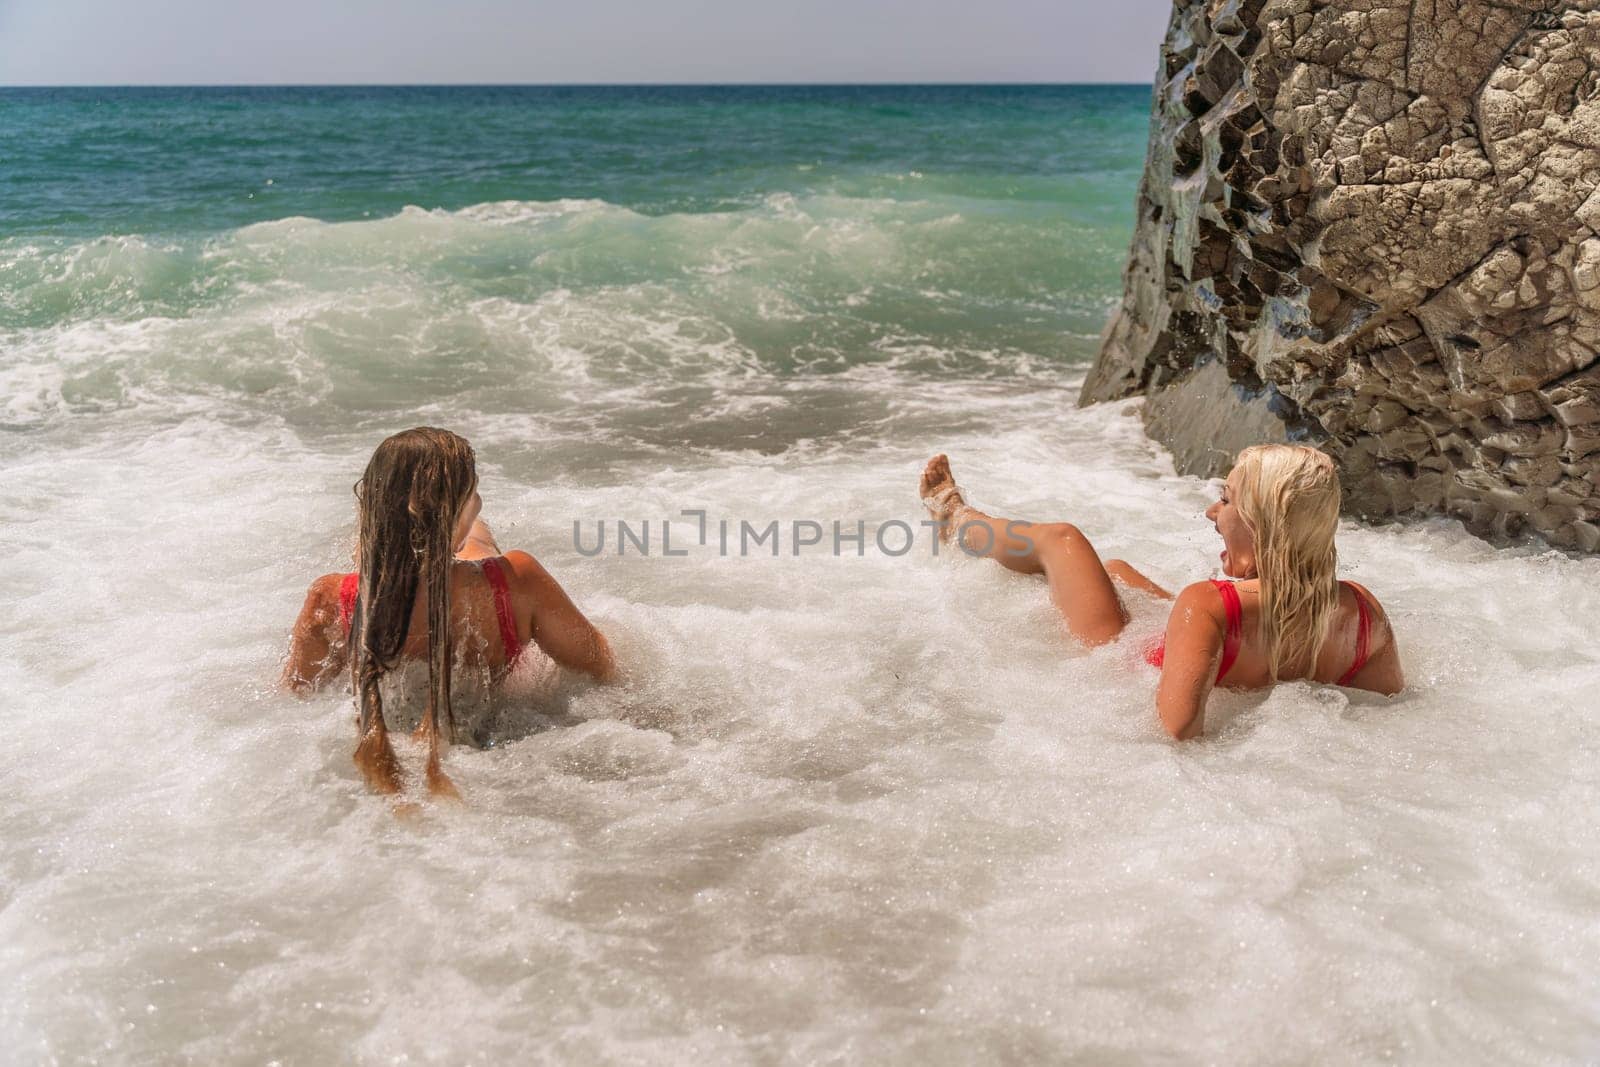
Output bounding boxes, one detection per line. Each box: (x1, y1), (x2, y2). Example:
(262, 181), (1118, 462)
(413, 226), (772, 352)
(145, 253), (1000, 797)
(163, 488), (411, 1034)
(2, 87), (1598, 1064)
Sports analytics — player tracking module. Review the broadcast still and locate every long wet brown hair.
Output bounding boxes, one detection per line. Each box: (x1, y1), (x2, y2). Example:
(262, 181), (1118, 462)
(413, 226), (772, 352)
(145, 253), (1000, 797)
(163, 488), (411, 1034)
(349, 427), (476, 796)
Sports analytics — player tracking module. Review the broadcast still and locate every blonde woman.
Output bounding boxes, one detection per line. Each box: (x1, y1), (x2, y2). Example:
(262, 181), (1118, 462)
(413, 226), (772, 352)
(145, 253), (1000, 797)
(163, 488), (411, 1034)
(919, 445), (1403, 739)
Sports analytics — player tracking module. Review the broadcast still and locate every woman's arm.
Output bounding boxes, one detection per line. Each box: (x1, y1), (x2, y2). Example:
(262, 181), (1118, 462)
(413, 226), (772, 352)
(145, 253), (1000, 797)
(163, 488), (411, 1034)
(1104, 559), (1174, 600)
(1153, 582), (1227, 740)
(282, 573), (350, 694)
(502, 550), (617, 682)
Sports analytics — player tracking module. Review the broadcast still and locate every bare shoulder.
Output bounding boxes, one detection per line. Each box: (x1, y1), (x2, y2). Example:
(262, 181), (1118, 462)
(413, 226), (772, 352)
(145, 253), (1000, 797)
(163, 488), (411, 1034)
(1170, 580), (1227, 628)
(1343, 579), (1386, 615)
(303, 572), (347, 618)
(498, 550), (577, 601)
(497, 549), (550, 584)
(1343, 579), (1395, 647)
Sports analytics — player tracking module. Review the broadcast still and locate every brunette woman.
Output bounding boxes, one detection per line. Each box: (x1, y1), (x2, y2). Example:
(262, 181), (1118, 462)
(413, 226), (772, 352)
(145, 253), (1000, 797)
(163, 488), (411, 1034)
(284, 427), (615, 795)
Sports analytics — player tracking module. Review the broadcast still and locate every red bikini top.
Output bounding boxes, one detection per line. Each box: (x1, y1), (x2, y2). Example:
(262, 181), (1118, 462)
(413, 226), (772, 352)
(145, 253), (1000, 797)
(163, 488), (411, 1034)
(1145, 579), (1372, 686)
(338, 557), (524, 667)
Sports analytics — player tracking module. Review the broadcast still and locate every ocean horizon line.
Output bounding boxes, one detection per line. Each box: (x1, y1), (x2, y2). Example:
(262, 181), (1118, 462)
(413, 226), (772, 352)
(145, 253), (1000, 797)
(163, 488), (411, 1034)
(0, 80), (1153, 91)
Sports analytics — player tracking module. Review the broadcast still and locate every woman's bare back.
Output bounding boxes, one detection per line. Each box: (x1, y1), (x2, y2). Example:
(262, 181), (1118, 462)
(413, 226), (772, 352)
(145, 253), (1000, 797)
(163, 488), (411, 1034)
(1196, 578), (1403, 694)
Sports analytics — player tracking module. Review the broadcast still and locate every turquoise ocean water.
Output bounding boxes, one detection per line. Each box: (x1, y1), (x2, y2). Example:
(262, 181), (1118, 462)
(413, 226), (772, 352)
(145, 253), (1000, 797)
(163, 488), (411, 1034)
(0, 85), (1149, 444)
(2, 85), (1150, 237)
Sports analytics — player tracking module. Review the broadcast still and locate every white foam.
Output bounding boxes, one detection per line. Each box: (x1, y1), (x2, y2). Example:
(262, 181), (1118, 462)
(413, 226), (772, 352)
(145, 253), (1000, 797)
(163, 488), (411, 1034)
(2, 194), (1598, 1060)
(2, 376), (1598, 1061)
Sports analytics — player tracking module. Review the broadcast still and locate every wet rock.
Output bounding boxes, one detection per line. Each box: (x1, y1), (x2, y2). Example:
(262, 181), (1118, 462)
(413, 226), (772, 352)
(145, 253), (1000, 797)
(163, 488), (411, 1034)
(1086, 0), (1600, 549)
(1141, 358), (1297, 477)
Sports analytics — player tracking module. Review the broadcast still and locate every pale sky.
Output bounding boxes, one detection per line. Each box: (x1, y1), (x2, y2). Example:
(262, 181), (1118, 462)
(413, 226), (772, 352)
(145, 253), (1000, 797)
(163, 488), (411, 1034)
(0, 0), (1172, 85)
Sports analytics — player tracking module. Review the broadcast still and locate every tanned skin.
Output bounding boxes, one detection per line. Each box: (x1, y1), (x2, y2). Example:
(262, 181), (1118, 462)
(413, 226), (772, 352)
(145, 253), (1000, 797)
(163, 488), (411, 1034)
(283, 494), (615, 781)
(920, 455), (1403, 740)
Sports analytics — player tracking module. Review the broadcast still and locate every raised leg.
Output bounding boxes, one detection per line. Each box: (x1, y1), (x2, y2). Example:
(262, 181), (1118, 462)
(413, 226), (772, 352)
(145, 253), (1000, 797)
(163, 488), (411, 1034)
(921, 454), (1128, 645)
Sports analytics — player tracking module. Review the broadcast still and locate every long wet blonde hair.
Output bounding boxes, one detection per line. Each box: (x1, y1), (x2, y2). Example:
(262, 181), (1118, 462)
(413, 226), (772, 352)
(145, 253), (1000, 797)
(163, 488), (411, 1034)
(1231, 444), (1342, 680)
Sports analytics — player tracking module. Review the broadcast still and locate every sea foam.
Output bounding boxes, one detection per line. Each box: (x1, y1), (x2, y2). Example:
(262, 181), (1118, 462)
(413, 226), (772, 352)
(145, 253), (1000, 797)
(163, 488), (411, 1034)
(2, 362), (1597, 1062)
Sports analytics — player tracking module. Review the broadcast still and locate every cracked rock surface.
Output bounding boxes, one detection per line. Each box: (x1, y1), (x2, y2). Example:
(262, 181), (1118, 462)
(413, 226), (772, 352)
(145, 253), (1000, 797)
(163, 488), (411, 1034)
(1085, 0), (1600, 550)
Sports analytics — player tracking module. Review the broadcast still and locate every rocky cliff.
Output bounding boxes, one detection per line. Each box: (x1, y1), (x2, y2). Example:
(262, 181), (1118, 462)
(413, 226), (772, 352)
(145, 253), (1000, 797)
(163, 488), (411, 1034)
(1086, 0), (1600, 550)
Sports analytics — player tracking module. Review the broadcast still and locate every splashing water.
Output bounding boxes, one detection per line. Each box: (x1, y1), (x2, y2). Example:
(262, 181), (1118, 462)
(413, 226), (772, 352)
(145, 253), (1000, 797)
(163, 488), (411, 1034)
(1, 87), (1597, 1063)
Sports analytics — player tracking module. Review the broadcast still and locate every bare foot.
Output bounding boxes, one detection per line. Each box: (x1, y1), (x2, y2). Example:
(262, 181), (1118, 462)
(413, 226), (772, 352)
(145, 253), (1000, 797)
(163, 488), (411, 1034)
(919, 454), (967, 540)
